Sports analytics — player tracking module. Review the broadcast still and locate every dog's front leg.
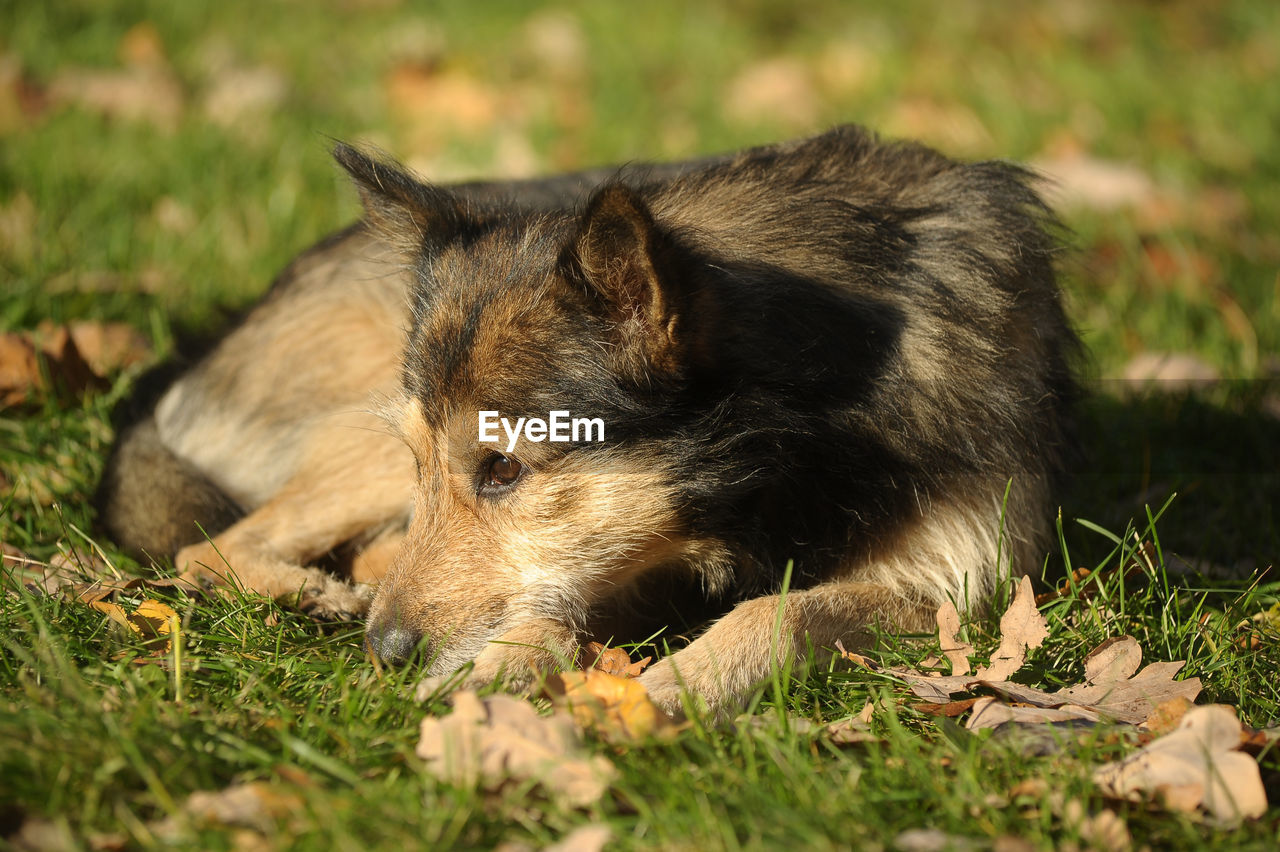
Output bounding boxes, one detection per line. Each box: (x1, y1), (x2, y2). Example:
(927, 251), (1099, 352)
(639, 582), (935, 720)
(176, 413), (413, 619)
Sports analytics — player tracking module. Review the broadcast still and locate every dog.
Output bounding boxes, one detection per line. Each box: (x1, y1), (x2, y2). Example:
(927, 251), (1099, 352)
(100, 126), (1077, 718)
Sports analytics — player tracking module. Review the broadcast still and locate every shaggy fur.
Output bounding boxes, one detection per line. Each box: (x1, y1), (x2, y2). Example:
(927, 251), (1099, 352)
(100, 126), (1077, 718)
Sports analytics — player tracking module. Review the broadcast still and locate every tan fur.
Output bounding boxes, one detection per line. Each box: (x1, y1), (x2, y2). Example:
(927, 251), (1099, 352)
(102, 131), (1076, 721)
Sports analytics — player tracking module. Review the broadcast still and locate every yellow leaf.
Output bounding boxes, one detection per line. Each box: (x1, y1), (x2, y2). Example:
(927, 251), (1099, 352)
(545, 669), (677, 743)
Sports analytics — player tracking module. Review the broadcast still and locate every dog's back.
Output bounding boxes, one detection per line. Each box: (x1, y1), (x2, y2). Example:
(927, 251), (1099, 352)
(340, 126), (1077, 713)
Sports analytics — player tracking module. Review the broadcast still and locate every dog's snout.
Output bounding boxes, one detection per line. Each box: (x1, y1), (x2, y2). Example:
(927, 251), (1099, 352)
(365, 616), (422, 665)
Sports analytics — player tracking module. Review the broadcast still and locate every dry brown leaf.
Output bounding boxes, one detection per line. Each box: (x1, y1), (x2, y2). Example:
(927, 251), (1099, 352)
(1076, 809), (1133, 852)
(1141, 696), (1193, 735)
(725, 57), (819, 129)
(182, 782), (303, 833)
(914, 697), (981, 718)
(57, 320), (152, 376)
(1008, 778), (1048, 800)
(965, 695), (1101, 731)
(833, 638), (880, 671)
(1082, 636), (1143, 685)
(385, 64), (502, 135)
(897, 633), (1201, 726)
(935, 600), (973, 676)
(1239, 726), (1280, 757)
(894, 671), (977, 704)
(975, 576), (1048, 680)
(1033, 153), (1161, 213)
(1093, 704), (1267, 823)
(203, 66), (287, 127)
(416, 690), (614, 807)
(825, 718), (878, 745)
(50, 65), (183, 129)
(0, 190), (36, 263)
(0, 332), (42, 406)
(545, 824), (612, 852)
(522, 10), (587, 80)
(1121, 352), (1220, 392)
(1051, 660), (1201, 724)
(544, 669), (676, 743)
(892, 827), (981, 852)
(579, 641), (650, 678)
(883, 99), (993, 155)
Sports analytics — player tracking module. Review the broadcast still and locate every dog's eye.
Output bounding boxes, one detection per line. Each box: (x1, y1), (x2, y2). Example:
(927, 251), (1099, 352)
(481, 453), (523, 491)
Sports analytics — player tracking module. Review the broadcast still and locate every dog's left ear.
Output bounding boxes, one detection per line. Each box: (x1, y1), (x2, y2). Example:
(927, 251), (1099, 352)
(333, 142), (469, 258)
(565, 184), (688, 375)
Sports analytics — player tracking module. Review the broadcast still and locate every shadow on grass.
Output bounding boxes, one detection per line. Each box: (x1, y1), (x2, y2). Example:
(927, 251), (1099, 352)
(1064, 379), (1280, 577)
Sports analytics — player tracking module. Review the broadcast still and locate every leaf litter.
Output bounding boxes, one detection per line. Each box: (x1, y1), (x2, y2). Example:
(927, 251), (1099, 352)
(877, 572), (1269, 824)
(416, 690), (616, 808)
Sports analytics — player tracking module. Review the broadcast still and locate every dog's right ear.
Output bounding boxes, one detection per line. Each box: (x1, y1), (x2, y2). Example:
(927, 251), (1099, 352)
(333, 143), (467, 257)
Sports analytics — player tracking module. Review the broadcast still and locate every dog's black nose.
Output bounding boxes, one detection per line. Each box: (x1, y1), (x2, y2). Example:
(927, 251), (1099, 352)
(365, 618), (421, 665)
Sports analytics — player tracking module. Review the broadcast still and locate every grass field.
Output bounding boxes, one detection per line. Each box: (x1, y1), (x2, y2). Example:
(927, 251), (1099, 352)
(3, 0), (1279, 848)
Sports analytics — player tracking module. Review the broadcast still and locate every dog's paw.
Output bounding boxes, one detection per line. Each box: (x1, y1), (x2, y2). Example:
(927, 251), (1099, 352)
(297, 576), (372, 621)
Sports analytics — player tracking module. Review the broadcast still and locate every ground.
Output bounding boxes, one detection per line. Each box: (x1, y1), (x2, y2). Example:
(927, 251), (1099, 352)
(2, 1), (1278, 848)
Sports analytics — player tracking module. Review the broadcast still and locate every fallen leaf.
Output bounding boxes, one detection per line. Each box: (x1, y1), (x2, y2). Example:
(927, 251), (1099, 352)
(1121, 352), (1220, 391)
(892, 827), (981, 852)
(825, 717), (879, 745)
(725, 57), (819, 129)
(203, 66), (287, 127)
(936, 600), (973, 676)
(385, 64), (501, 135)
(522, 10), (587, 80)
(1083, 636), (1143, 685)
(1093, 704), (1267, 823)
(544, 669), (677, 743)
(0, 332), (42, 406)
(118, 22), (168, 70)
(914, 697), (981, 718)
(1076, 808), (1133, 852)
(416, 690), (615, 807)
(49, 65), (184, 129)
(545, 824), (612, 852)
(1050, 658), (1201, 724)
(896, 634), (1201, 725)
(0, 190), (36, 263)
(1008, 778), (1048, 800)
(1141, 696), (1193, 735)
(85, 597), (176, 652)
(579, 641), (650, 678)
(894, 671), (977, 704)
(975, 576), (1048, 680)
(883, 99), (993, 155)
(833, 639), (880, 670)
(1035, 543), (1152, 606)
(187, 782), (301, 832)
(40, 320), (151, 377)
(965, 695), (1102, 731)
(1033, 153), (1160, 213)
(9, 816), (78, 851)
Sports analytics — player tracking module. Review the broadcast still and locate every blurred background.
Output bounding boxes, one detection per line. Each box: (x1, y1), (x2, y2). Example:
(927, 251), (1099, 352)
(1, 0), (1277, 574)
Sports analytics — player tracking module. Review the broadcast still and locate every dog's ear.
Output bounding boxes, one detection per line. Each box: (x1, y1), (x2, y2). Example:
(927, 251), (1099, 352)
(566, 184), (687, 374)
(333, 142), (468, 257)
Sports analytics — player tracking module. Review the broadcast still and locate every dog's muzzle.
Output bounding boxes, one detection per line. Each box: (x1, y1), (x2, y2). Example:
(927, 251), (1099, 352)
(365, 616), (421, 665)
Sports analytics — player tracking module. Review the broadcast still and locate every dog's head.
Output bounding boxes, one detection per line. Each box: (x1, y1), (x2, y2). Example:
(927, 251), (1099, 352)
(334, 145), (733, 671)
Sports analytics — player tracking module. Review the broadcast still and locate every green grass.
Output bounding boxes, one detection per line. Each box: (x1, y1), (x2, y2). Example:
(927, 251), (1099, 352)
(2, 0), (1279, 847)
